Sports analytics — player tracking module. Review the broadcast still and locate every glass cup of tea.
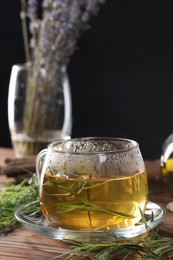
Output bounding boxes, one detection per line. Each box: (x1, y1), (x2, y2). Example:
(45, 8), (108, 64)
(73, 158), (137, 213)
(36, 137), (148, 231)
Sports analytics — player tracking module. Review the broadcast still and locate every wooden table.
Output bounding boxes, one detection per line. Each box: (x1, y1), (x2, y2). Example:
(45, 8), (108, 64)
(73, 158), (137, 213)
(0, 148), (173, 259)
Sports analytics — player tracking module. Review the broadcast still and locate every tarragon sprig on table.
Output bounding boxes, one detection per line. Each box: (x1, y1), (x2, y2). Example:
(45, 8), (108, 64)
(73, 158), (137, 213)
(54, 228), (173, 260)
(0, 175), (39, 233)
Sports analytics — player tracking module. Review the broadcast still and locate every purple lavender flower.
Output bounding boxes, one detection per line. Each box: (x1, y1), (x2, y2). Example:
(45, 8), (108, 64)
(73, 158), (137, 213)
(17, 0), (105, 155)
(26, 0), (105, 71)
(27, 0), (38, 20)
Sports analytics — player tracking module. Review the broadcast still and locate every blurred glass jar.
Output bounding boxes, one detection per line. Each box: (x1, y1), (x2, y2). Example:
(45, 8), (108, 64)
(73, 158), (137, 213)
(8, 63), (72, 158)
(160, 133), (173, 191)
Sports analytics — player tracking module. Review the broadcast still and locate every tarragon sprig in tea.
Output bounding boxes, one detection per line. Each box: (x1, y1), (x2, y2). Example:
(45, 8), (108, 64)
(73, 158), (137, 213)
(43, 175), (135, 224)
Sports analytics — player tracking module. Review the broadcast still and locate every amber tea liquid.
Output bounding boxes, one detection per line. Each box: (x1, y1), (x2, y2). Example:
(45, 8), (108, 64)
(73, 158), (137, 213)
(40, 171), (148, 230)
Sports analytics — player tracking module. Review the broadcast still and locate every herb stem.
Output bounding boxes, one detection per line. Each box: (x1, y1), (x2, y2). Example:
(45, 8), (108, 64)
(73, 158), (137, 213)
(20, 0), (30, 62)
(86, 182), (93, 228)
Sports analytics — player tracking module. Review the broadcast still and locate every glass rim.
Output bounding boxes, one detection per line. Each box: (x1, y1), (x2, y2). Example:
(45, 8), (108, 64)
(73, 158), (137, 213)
(47, 137), (139, 155)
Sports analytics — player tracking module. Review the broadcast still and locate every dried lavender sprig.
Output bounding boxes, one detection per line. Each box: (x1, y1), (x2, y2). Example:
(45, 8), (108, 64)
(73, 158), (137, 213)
(27, 0), (38, 20)
(20, 0), (31, 61)
(27, 0), (40, 58)
(27, 0), (105, 70)
(19, 0), (105, 155)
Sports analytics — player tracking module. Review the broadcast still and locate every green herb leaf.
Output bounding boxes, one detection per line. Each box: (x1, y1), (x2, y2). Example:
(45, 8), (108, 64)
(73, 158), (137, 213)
(53, 229), (173, 260)
(46, 182), (135, 219)
(0, 174), (39, 233)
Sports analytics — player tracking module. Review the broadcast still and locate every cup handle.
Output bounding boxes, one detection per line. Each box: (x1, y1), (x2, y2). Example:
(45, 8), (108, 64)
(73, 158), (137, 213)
(36, 148), (47, 185)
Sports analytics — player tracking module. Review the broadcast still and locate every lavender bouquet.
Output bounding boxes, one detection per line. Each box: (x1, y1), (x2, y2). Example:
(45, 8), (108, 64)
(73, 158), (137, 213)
(14, 0), (104, 156)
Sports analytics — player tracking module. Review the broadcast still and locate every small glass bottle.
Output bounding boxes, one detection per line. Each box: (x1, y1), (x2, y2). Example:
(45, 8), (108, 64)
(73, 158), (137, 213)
(160, 133), (173, 191)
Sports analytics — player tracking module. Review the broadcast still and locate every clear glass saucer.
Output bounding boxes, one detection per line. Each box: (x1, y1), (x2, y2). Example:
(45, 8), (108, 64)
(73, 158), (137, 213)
(15, 201), (165, 242)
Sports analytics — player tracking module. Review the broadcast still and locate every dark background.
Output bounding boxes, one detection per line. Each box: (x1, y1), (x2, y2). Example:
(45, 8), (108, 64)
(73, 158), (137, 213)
(1, 0), (173, 159)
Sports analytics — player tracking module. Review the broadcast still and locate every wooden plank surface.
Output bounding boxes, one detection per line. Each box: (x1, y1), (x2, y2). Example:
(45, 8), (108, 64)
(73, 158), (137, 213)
(0, 149), (173, 259)
(0, 227), (65, 259)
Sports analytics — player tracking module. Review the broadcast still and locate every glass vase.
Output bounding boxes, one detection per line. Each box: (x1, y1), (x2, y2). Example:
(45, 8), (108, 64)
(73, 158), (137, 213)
(8, 63), (72, 158)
